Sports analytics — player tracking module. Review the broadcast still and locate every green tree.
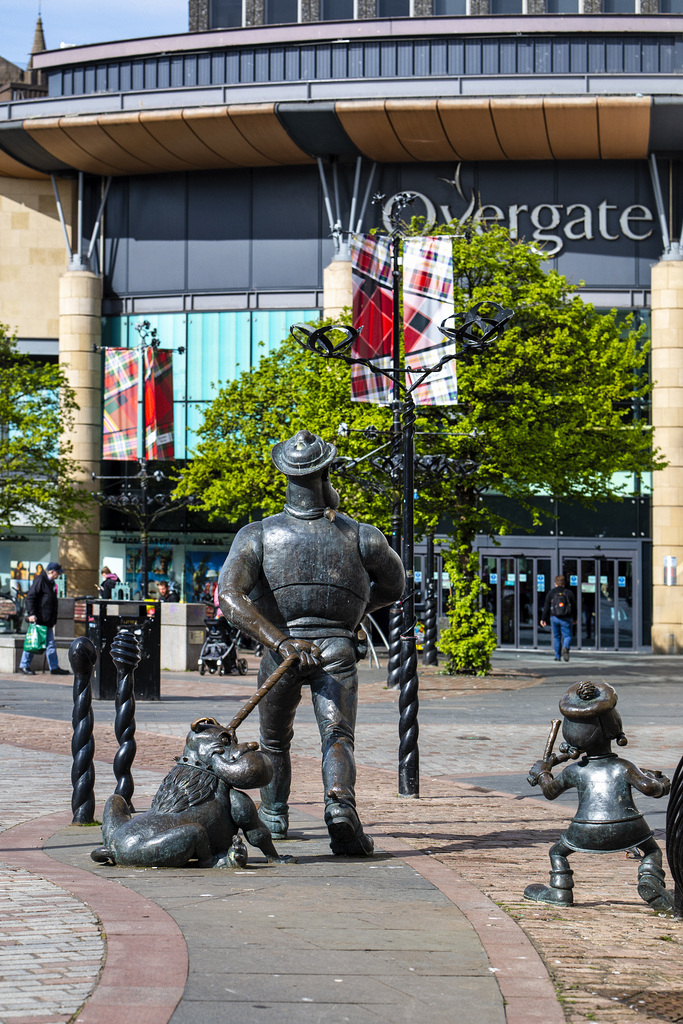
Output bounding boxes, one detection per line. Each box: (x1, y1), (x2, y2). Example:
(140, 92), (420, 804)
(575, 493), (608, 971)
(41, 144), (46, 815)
(174, 225), (662, 673)
(0, 326), (90, 530)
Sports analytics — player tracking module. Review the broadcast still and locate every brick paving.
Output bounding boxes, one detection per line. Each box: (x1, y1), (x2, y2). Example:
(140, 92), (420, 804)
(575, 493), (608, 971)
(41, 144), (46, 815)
(1, 659), (683, 1024)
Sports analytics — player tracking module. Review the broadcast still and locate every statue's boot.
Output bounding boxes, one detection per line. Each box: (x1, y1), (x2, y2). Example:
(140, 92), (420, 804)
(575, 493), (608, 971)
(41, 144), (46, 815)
(637, 840), (674, 913)
(258, 806), (288, 841)
(638, 864), (674, 913)
(523, 883), (573, 905)
(524, 848), (574, 905)
(325, 794), (374, 857)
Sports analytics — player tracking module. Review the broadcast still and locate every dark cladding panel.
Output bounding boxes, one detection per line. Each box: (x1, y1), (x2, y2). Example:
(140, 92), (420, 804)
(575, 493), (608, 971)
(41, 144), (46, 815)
(251, 167), (322, 290)
(103, 178), (130, 297)
(127, 174), (187, 294)
(187, 170), (252, 292)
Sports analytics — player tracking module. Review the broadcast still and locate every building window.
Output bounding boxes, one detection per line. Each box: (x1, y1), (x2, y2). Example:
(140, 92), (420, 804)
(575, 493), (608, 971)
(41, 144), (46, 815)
(321, 0), (354, 16)
(603, 0), (636, 9)
(433, 0), (467, 13)
(210, 0), (244, 26)
(490, 0), (523, 11)
(659, 0), (683, 9)
(264, 0), (299, 22)
(546, 0), (578, 10)
(377, 0), (411, 16)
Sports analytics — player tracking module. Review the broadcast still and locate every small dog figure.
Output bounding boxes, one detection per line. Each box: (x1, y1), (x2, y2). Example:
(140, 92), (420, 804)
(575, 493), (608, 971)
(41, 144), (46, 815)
(525, 680), (673, 913)
(92, 717), (296, 869)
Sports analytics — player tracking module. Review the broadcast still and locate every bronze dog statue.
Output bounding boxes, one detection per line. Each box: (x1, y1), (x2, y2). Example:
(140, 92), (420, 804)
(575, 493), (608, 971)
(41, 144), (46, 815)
(91, 717), (295, 868)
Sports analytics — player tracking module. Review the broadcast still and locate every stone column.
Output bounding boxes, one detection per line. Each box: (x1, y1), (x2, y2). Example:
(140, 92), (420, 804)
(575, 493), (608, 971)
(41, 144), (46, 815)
(323, 259), (352, 320)
(58, 270), (102, 598)
(650, 259), (683, 653)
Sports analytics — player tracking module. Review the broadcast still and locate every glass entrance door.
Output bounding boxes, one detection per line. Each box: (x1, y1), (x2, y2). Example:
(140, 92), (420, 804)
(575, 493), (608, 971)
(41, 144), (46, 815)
(481, 554), (553, 649)
(561, 556), (634, 651)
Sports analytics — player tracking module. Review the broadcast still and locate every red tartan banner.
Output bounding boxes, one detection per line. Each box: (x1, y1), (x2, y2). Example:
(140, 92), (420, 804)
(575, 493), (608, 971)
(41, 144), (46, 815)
(103, 348), (174, 460)
(403, 237), (457, 406)
(350, 234), (393, 404)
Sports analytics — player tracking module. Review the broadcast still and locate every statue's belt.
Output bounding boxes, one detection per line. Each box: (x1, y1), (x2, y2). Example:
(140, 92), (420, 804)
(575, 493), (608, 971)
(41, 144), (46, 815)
(285, 625), (357, 641)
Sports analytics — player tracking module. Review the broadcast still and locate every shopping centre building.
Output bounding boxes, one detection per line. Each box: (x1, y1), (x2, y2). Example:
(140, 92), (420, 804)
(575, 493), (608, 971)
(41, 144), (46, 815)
(0, 3), (682, 652)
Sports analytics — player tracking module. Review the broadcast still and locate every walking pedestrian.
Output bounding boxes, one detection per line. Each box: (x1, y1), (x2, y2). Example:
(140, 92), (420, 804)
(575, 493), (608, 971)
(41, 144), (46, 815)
(540, 574), (577, 662)
(19, 562), (69, 676)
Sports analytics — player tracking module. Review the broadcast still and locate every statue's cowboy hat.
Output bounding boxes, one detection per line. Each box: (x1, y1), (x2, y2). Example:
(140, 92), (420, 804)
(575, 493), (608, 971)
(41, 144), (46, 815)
(271, 429), (337, 478)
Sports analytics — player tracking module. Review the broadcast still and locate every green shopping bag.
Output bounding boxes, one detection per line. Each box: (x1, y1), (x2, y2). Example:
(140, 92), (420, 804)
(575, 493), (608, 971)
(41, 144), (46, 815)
(23, 623), (47, 653)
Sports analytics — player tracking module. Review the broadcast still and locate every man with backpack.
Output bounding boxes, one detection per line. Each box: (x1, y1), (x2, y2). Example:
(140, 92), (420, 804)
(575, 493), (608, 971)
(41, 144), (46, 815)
(540, 574), (577, 662)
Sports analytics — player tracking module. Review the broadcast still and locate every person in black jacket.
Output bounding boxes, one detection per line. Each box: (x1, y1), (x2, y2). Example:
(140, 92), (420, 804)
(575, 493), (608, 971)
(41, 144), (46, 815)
(19, 562), (69, 676)
(540, 574), (577, 663)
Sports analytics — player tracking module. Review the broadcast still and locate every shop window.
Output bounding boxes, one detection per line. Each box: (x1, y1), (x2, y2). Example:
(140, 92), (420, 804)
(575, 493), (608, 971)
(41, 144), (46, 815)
(210, 0), (244, 26)
(321, 0), (354, 17)
(660, 0), (683, 10)
(377, 0), (411, 16)
(434, 0), (467, 12)
(264, 0), (299, 22)
(490, 0), (523, 12)
(603, 0), (636, 10)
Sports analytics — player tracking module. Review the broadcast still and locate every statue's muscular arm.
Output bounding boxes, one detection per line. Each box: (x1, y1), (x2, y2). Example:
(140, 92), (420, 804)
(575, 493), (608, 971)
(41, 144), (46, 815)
(359, 524), (406, 615)
(218, 523), (321, 666)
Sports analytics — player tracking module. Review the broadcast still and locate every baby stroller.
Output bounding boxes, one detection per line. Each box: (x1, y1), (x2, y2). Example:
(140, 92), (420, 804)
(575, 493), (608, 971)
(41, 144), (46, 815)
(197, 617), (248, 676)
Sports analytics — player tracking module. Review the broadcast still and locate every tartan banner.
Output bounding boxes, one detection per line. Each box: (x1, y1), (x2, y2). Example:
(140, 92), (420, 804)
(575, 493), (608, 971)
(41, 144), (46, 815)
(103, 349), (137, 459)
(103, 348), (175, 460)
(403, 236), (457, 406)
(144, 347), (175, 459)
(350, 234), (393, 404)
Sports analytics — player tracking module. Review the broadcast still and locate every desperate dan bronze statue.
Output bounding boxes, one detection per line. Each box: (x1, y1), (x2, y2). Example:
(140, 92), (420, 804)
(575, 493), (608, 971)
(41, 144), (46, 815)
(91, 717), (295, 868)
(525, 680), (673, 913)
(218, 428), (405, 857)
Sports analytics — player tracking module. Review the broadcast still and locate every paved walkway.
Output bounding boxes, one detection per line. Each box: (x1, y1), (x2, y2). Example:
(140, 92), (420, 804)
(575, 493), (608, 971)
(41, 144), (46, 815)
(0, 650), (682, 1024)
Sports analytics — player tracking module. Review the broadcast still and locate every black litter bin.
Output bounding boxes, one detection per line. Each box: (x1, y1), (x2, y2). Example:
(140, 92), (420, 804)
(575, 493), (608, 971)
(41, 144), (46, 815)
(86, 600), (161, 700)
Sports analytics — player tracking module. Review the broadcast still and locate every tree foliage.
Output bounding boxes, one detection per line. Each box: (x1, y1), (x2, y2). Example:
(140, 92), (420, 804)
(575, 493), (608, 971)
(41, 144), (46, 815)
(0, 326), (90, 530)
(175, 224), (661, 553)
(437, 547), (497, 676)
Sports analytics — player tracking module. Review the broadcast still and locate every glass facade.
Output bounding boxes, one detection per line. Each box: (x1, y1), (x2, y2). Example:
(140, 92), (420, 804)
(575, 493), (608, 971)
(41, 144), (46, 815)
(102, 309), (320, 458)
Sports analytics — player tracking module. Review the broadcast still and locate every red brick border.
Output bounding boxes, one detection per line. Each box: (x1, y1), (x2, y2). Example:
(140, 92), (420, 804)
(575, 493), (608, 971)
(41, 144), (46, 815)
(0, 812), (188, 1024)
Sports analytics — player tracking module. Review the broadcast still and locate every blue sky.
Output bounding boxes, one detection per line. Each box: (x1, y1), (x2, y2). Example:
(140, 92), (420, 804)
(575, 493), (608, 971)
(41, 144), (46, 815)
(1, 1), (188, 69)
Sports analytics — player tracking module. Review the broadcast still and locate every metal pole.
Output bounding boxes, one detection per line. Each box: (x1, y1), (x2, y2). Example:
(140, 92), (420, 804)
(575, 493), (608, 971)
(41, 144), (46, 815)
(50, 174), (73, 260)
(136, 342), (149, 599)
(347, 156), (362, 237)
(139, 462), (149, 600)
(87, 176), (112, 263)
(398, 391), (419, 797)
(387, 233), (404, 691)
(648, 153), (671, 255)
(77, 171), (84, 265)
(422, 534), (439, 666)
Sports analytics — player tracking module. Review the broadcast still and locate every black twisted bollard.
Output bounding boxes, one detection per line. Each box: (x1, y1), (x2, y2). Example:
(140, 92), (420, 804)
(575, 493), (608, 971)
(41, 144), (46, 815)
(398, 635), (420, 797)
(398, 393), (419, 797)
(70, 637), (98, 824)
(387, 603), (403, 690)
(422, 581), (439, 667)
(111, 629), (140, 811)
(665, 753), (683, 918)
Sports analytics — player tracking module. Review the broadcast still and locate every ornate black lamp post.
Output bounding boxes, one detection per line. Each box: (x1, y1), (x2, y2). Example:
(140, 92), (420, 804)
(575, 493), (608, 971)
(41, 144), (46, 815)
(291, 298), (510, 797)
